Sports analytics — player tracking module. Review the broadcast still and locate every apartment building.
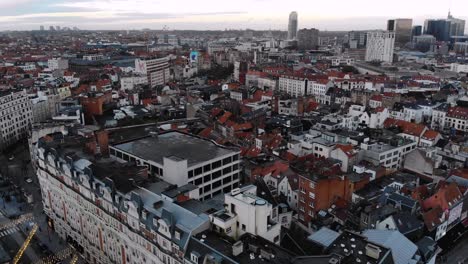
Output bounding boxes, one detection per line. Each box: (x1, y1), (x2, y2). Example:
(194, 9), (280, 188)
(135, 56), (171, 87)
(0, 90), (33, 150)
(48, 58), (69, 71)
(110, 131), (241, 200)
(210, 185), (281, 244)
(365, 31), (395, 63)
(35, 132), (211, 264)
(362, 138), (417, 169)
(278, 75), (309, 97)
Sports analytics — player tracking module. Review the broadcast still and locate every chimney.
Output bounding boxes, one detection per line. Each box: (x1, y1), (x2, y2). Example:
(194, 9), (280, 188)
(365, 243), (381, 259)
(95, 130), (109, 156)
(232, 241), (243, 256)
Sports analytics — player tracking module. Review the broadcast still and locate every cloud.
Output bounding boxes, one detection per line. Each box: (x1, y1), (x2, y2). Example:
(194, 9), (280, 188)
(0, 0), (467, 31)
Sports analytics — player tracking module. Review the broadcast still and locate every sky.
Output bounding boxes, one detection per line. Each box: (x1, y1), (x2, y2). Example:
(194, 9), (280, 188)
(0, 0), (467, 31)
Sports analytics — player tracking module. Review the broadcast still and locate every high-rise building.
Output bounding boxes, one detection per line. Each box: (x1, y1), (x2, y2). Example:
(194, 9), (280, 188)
(447, 12), (465, 37)
(365, 31), (395, 63)
(287, 11), (298, 40)
(0, 90), (33, 150)
(135, 56), (171, 87)
(387, 18), (413, 46)
(347, 31), (367, 49)
(40, 25), (44, 31)
(49, 26), (55, 31)
(411, 25), (423, 40)
(424, 13), (465, 41)
(297, 28), (319, 50)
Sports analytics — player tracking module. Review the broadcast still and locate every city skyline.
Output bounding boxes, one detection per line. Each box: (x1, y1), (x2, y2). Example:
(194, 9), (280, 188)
(0, 0), (467, 32)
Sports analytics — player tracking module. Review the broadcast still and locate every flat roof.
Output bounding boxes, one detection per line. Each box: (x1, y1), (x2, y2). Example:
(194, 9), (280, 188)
(112, 131), (239, 167)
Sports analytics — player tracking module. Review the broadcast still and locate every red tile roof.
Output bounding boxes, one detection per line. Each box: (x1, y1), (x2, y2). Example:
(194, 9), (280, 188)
(383, 118), (427, 137)
(447, 106), (468, 120)
(217, 111), (232, 124)
(422, 182), (463, 212)
(421, 130), (440, 141)
(422, 206), (445, 231)
(335, 144), (358, 158)
(370, 94), (383, 102)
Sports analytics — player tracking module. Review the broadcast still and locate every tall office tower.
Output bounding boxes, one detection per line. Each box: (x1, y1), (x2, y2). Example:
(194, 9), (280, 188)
(40, 25), (44, 31)
(447, 12), (466, 37)
(297, 28), (320, 50)
(287, 11), (298, 40)
(347, 31), (367, 49)
(365, 31), (395, 63)
(387, 18), (413, 46)
(425, 13), (465, 41)
(49, 26), (55, 31)
(411, 25), (423, 40)
(56, 26), (61, 31)
(135, 56), (171, 87)
(424, 19), (451, 41)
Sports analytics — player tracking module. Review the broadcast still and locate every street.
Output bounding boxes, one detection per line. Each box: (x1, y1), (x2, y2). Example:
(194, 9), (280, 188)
(0, 142), (85, 263)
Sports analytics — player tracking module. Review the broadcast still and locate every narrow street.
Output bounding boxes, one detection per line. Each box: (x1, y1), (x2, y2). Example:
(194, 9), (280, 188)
(0, 142), (85, 263)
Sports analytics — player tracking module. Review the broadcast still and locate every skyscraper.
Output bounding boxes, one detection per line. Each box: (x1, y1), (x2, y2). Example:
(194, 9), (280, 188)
(387, 18), (412, 46)
(447, 12), (465, 37)
(411, 25), (423, 40)
(287, 11), (298, 40)
(365, 31), (395, 63)
(40, 25), (44, 31)
(297, 28), (319, 50)
(424, 12), (465, 41)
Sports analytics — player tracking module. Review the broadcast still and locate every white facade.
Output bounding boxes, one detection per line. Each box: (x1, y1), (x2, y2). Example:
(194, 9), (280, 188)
(48, 58), (69, 71)
(362, 139), (417, 169)
(365, 31), (395, 63)
(109, 133), (241, 201)
(120, 75), (148, 91)
(310, 81), (329, 97)
(0, 90), (33, 150)
(35, 145), (210, 264)
(450, 63), (468, 73)
(211, 186), (281, 244)
(278, 76), (308, 97)
(135, 57), (171, 87)
(403, 106), (424, 123)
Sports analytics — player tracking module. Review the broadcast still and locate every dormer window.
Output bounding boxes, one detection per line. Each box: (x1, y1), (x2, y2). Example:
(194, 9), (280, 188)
(191, 252), (200, 263)
(175, 231), (180, 240)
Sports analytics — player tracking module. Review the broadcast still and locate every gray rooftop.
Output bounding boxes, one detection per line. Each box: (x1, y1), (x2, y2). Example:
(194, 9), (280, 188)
(113, 131), (239, 167)
(363, 229), (418, 264)
(307, 227), (340, 248)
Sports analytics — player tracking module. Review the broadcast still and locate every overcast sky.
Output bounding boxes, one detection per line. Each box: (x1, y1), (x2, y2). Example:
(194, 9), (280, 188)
(0, 0), (467, 31)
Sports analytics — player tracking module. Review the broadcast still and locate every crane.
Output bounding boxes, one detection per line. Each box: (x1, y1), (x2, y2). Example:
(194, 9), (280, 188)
(13, 224), (38, 264)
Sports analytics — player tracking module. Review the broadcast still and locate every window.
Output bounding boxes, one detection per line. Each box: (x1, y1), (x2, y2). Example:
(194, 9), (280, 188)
(309, 182), (315, 189)
(174, 231), (180, 240)
(204, 175), (211, 183)
(212, 160), (222, 169)
(203, 164), (211, 172)
(212, 170), (221, 179)
(188, 170), (194, 178)
(309, 192), (315, 199)
(195, 167), (203, 176)
(191, 253), (199, 263)
(223, 157), (232, 165)
(242, 224), (246, 231)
